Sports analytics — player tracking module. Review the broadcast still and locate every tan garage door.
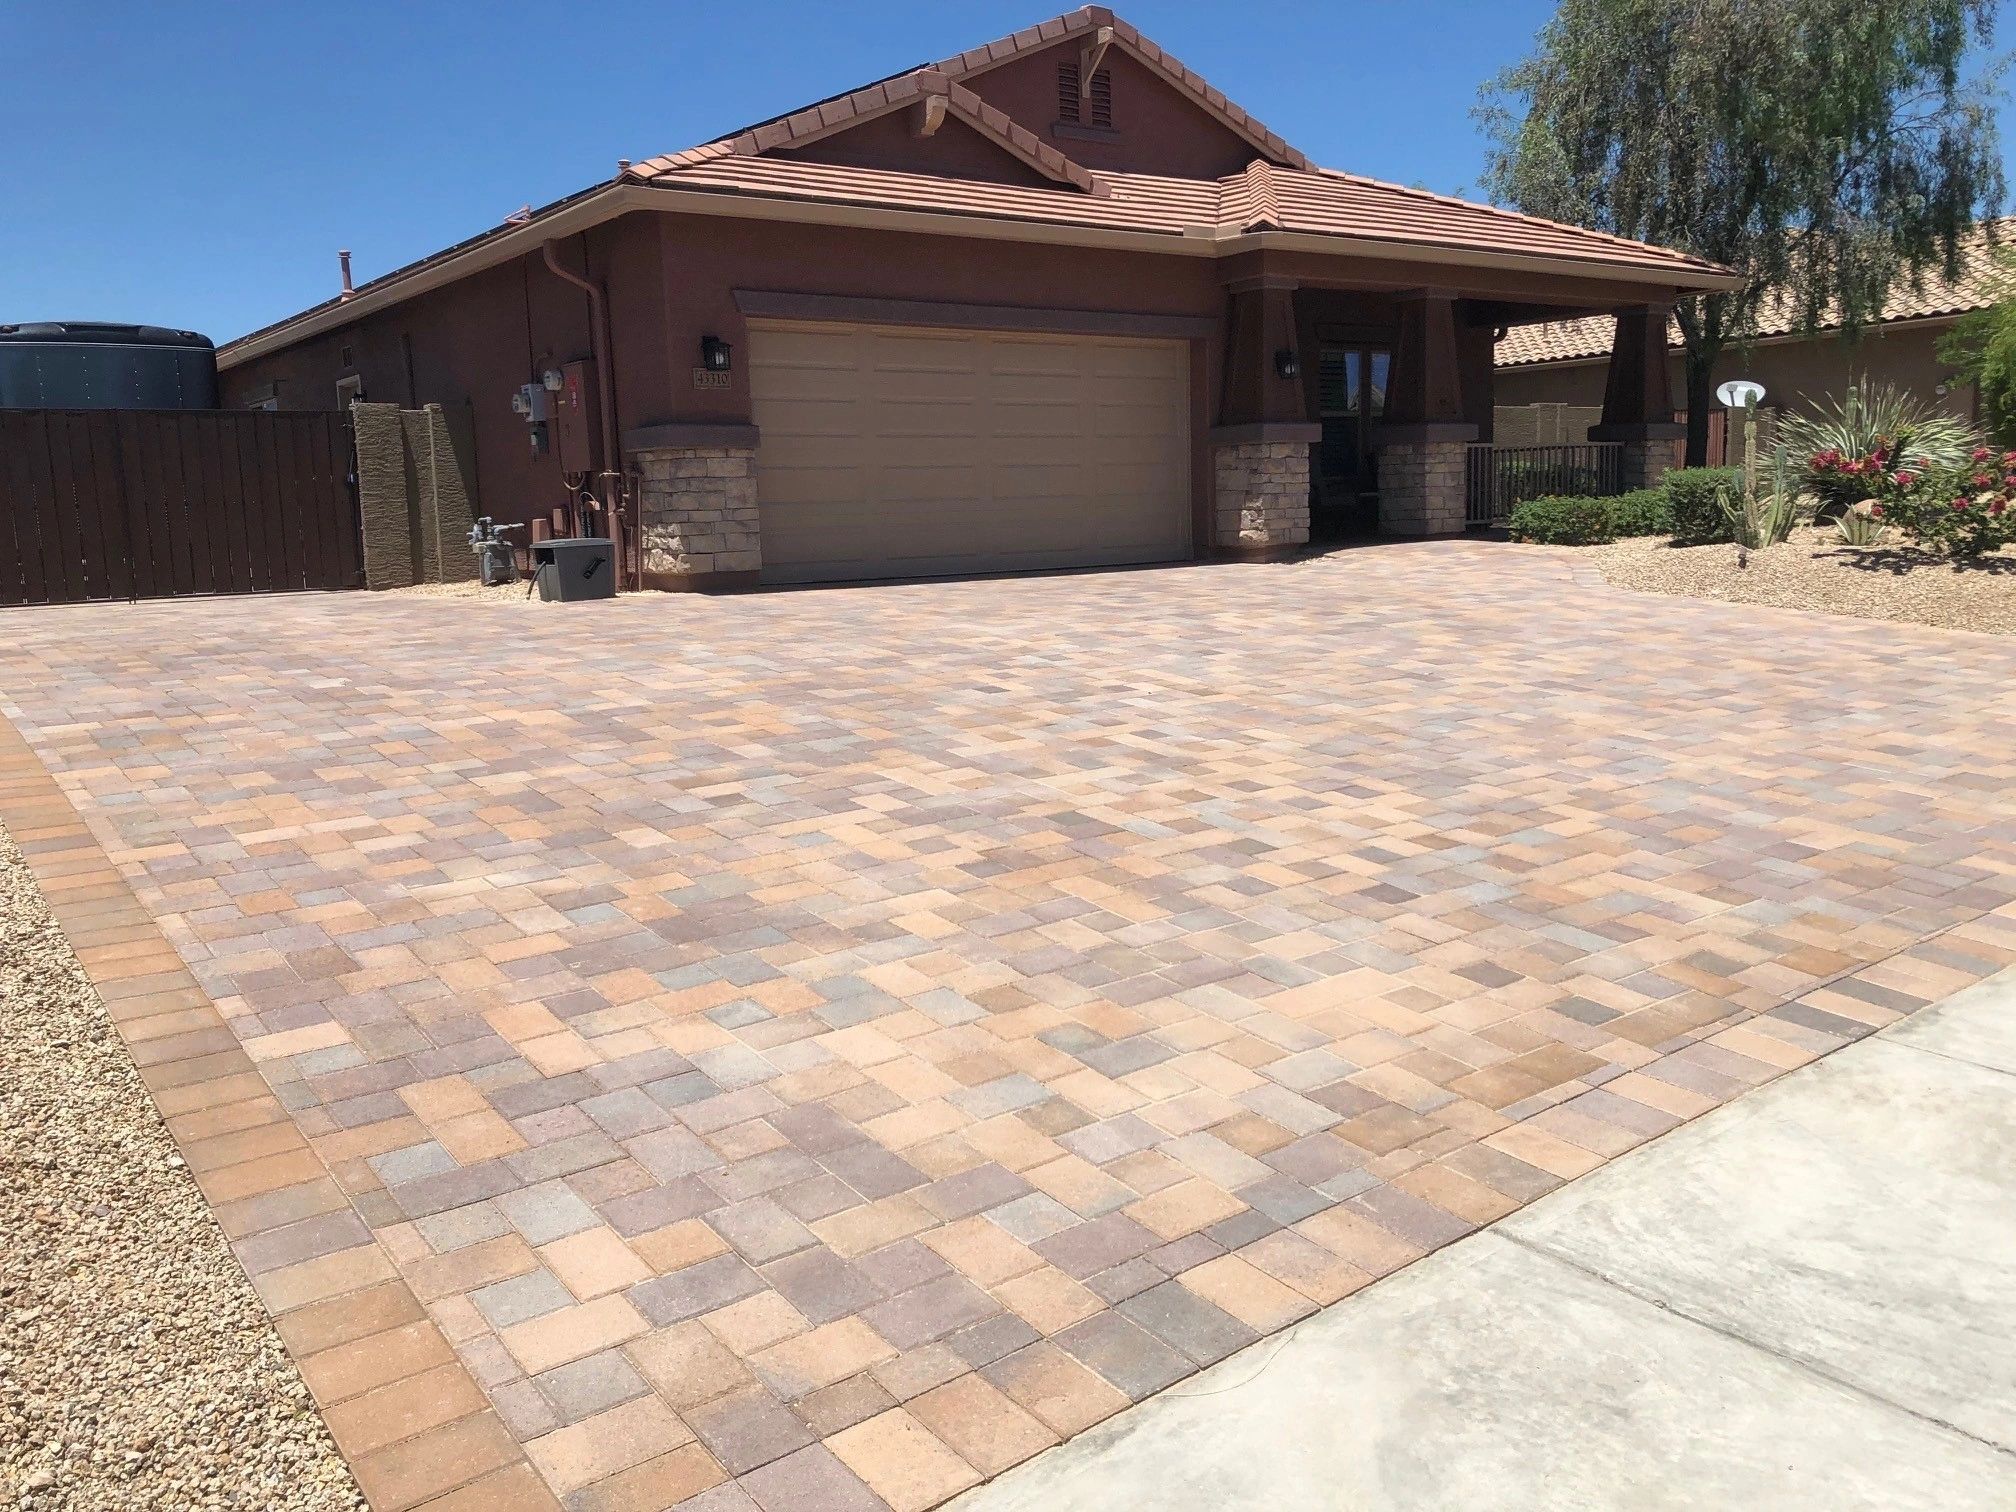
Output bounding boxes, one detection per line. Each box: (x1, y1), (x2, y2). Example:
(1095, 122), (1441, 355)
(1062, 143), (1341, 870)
(749, 321), (1191, 585)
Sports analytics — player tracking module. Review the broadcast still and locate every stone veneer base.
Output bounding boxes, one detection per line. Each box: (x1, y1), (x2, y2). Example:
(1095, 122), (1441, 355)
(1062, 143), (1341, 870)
(1378, 439), (1470, 536)
(633, 445), (761, 585)
(1213, 440), (1311, 553)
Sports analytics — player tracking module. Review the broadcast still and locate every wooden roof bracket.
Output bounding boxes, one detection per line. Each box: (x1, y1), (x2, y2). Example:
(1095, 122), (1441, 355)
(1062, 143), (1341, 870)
(912, 92), (948, 138)
(1080, 25), (1115, 97)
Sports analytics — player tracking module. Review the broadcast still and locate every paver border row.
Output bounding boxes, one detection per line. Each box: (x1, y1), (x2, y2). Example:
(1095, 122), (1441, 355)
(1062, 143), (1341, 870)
(0, 714), (560, 1512)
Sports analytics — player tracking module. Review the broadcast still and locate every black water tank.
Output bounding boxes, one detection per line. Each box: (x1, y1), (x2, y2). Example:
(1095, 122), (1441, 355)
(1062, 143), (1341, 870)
(0, 322), (219, 410)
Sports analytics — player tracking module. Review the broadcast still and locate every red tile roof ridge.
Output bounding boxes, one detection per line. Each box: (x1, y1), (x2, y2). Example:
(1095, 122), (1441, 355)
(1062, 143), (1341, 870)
(1305, 166), (1732, 276)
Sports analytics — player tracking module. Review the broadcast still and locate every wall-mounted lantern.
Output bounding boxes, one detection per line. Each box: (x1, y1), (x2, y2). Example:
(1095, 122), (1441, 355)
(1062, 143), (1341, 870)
(1273, 347), (1300, 380)
(700, 336), (733, 373)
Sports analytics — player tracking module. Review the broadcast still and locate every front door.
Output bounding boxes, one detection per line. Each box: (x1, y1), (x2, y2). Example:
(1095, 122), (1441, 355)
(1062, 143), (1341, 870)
(1313, 344), (1390, 536)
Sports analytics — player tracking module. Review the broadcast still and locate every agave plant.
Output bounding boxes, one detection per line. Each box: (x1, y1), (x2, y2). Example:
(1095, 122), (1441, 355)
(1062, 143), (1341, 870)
(1777, 378), (1981, 518)
(1834, 503), (1887, 546)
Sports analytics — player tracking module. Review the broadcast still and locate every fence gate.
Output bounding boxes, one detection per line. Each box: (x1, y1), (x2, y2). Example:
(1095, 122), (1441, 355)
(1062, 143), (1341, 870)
(0, 409), (362, 605)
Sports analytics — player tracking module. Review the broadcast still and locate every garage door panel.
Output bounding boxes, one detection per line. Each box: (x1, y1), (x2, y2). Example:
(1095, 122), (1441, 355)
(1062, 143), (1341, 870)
(752, 321), (1190, 585)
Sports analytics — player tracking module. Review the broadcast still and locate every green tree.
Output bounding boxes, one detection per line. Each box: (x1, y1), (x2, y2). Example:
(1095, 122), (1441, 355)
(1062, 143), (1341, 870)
(1478, 0), (2005, 466)
(1939, 247), (2016, 443)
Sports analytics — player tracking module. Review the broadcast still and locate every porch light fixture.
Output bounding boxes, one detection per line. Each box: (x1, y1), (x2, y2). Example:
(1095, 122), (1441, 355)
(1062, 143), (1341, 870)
(700, 336), (733, 373)
(1274, 347), (1300, 380)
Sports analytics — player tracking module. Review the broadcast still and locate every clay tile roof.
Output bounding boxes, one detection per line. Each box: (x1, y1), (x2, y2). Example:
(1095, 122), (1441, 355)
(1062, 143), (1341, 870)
(222, 10), (1734, 358)
(625, 12), (1726, 283)
(1496, 218), (2014, 366)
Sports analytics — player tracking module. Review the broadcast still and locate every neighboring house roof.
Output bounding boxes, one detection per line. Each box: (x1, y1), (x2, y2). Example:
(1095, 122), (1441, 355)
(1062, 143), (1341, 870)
(1495, 218), (2012, 368)
(220, 6), (1736, 364)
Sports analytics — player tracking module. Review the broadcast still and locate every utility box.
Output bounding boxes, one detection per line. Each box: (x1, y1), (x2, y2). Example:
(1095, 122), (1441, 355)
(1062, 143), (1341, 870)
(531, 536), (616, 601)
(555, 358), (599, 478)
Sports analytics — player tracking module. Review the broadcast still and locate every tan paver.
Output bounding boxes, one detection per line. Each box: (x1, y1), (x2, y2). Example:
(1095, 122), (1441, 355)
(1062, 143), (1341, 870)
(4, 541), (2016, 1508)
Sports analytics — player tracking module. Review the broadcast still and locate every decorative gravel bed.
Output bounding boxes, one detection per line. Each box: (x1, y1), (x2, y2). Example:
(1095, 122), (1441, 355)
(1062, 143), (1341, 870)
(1578, 525), (2016, 635)
(0, 824), (364, 1511)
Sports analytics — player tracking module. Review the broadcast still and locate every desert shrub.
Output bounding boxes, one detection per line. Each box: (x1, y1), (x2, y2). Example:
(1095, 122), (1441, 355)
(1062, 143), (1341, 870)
(1606, 488), (1673, 537)
(1507, 494), (1616, 545)
(1865, 446), (2016, 557)
(1780, 379), (1981, 518)
(1664, 467), (1741, 544)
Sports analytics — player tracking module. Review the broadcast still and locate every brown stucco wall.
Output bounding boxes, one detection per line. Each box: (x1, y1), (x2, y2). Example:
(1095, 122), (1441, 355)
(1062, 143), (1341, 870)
(221, 213), (672, 533)
(1495, 319), (1978, 434)
(221, 209), (1229, 541)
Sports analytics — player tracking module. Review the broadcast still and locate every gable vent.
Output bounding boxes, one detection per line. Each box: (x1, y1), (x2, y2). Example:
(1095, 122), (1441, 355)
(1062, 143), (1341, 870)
(1057, 62), (1113, 128)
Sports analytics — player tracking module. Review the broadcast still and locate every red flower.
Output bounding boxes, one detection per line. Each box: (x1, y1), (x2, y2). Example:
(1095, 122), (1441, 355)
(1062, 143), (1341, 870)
(1973, 473), (1995, 487)
(1871, 504), (1885, 517)
(1952, 498), (1972, 510)
(1974, 447), (1994, 463)
(1894, 472), (1917, 488)
(1991, 501), (2008, 515)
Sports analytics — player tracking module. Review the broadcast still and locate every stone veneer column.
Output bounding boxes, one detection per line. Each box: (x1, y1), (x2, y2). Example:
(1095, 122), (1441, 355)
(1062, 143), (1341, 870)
(1376, 425), (1475, 536)
(627, 425), (762, 590)
(1595, 423), (1688, 494)
(1209, 422), (1319, 557)
(1617, 438), (1674, 492)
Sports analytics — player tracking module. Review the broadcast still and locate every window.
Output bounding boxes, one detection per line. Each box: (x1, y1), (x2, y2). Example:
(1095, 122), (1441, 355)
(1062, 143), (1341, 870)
(1315, 343), (1392, 501)
(1056, 61), (1112, 128)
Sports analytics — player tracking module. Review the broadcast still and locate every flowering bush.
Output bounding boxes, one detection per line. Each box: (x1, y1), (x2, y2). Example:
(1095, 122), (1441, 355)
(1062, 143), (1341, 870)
(1781, 380), (1980, 518)
(1856, 444), (2016, 557)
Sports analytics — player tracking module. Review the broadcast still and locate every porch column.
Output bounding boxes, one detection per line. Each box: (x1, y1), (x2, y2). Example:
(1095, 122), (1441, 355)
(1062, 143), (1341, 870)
(625, 423), (763, 591)
(1590, 303), (1686, 490)
(1209, 275), (1318, 558)
(1376, 289), (1477, 536)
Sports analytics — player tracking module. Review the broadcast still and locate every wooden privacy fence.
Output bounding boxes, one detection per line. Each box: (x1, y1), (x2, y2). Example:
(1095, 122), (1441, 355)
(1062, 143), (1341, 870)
(0, 409), (362, 605)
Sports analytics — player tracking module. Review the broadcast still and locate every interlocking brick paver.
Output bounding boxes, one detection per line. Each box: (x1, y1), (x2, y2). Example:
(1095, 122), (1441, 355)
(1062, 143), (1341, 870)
(6, 543), (2016, 1508)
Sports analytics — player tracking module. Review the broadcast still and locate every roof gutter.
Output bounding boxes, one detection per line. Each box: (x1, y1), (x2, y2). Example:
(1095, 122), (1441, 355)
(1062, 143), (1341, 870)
(221, 184), (645, 368)
(220, 183), (1736, 370)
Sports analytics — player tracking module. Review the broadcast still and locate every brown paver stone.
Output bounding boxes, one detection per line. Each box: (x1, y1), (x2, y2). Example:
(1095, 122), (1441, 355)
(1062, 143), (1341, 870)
(5, 542), (2016, 1508)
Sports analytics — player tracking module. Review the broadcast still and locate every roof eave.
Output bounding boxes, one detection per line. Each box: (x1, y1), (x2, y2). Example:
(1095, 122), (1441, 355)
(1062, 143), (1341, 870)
(219, 182), (640, 369)
(220, 183), (1739, 371)
(1236, 229), (1742, 294)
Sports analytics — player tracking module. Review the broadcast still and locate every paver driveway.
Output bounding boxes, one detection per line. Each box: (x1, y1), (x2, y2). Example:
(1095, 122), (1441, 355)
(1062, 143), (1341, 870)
(5, 541), (2016, 1512)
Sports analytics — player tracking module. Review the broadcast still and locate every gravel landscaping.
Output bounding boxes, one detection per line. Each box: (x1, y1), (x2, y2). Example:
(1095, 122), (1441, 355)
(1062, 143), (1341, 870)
(0, 823), (363, 1511)
(1577, 525), (2016, 634)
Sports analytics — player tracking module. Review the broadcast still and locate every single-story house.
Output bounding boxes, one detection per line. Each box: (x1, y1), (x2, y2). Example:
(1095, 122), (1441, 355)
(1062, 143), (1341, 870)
(1495, 218), (2010, 456)
(220, 6), (1734, 590)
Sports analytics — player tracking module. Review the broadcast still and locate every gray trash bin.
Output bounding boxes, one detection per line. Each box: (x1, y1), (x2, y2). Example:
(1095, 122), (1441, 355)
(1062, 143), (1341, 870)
(530, 537), (616, 602)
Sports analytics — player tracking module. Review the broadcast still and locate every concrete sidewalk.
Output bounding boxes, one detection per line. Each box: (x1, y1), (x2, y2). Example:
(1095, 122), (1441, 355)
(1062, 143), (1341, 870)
(952, 969), (2016, 1511)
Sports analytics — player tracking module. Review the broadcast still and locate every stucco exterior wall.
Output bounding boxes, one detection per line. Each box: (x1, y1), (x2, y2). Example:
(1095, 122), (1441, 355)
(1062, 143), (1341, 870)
(225, 210), (1227, 550)
(220, 213), (672, 536)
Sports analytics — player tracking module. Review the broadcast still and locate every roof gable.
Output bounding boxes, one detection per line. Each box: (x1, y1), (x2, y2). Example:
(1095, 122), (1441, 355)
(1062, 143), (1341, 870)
(933, 7), (1308, 171)
(630, 69), (1105, 195)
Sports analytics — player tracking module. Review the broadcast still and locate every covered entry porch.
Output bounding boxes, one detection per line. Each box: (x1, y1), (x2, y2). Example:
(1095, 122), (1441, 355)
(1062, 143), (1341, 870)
(1209, 250), (1700, 548)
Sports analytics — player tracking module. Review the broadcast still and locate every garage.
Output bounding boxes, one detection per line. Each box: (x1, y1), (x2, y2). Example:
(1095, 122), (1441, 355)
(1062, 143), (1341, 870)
(748, 321), (1191, 585)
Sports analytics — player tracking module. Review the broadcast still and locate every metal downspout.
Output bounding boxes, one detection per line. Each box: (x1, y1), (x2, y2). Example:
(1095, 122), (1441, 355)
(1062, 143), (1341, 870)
(540, 239), (631, 588)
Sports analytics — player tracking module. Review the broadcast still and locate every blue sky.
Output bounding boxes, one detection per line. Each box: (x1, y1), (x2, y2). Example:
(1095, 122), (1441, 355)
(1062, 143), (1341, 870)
(1, 2), (2005, 344)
